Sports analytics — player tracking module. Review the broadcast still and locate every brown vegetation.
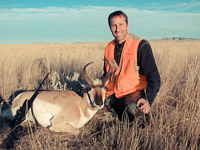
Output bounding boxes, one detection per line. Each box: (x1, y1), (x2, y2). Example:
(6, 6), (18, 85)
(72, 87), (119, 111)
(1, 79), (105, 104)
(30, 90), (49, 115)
(0, 40), (200, 149)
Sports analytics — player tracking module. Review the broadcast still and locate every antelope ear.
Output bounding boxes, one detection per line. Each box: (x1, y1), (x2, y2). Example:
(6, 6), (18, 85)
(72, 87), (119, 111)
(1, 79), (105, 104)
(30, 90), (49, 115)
(103, 79), (110, 87)
(79, 81), (91, 92)
(79, 82), (89, 93)
(78, 81), (86, 88)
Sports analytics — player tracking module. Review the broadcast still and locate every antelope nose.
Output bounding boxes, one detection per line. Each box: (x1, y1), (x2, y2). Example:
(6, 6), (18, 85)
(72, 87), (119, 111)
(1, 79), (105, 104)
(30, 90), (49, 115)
(96, 99), (103, 106)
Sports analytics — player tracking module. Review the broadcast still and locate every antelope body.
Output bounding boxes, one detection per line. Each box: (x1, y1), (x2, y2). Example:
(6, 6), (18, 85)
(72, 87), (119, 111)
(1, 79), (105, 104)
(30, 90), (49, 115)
(0, 61), (111, 135)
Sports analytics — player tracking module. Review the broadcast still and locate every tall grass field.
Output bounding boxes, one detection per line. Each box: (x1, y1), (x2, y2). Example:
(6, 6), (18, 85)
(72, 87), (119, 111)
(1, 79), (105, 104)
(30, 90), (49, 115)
(0, 40), (200, 149)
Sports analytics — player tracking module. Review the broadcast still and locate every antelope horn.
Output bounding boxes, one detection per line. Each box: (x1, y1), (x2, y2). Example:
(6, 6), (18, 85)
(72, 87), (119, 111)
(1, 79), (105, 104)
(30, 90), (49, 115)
(83, 62), (94, 86)
(102, 59), (112, 86)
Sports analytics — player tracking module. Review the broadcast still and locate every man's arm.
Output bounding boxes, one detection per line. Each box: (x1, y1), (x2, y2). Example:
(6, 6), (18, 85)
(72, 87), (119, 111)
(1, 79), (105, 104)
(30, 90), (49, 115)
(137, 40), (161, 106)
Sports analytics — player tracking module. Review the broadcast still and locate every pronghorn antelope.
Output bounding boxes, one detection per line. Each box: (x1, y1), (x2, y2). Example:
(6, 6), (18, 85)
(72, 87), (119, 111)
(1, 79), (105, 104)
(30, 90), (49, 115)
(0, 60), (111, 135)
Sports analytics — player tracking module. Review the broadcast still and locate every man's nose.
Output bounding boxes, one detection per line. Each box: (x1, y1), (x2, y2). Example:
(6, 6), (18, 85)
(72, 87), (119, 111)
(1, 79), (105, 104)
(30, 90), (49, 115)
(115, 25), (119, 32)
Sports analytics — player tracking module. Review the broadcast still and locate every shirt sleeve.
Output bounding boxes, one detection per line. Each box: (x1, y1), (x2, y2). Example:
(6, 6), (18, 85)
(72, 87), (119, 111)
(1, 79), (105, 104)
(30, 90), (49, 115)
(137, 40), (161, 105)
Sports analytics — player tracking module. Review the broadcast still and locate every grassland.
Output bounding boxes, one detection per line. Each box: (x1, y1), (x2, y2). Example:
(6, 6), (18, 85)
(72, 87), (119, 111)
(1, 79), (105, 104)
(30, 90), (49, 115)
(0, 40), (200, 149)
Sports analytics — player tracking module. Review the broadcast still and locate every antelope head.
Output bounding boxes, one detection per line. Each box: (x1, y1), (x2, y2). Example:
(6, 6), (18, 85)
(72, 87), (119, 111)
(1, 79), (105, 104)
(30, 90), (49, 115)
(82, 59), (111, 109)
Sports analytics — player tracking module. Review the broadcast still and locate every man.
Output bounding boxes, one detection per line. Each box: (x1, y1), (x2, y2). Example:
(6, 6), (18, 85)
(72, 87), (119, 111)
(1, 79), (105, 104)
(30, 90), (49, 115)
(104, 11), (160, 122)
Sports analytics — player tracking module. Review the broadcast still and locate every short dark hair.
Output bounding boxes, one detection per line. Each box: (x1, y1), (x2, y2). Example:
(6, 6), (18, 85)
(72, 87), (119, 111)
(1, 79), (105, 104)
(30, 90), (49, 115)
(108, 10), (128, 26)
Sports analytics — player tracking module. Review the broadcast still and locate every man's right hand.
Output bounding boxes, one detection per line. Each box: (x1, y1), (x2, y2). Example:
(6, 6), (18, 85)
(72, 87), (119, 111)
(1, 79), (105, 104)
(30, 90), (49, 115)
(136, 98), (151, 114)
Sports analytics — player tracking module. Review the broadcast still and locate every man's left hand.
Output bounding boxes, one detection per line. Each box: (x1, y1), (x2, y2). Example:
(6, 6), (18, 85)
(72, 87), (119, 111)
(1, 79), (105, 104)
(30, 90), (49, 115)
(136, 98), (151, 114)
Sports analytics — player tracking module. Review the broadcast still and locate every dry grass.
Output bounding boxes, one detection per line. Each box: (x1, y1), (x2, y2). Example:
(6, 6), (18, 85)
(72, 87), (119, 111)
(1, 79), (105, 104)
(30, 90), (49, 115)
(0, 40), (200, 149)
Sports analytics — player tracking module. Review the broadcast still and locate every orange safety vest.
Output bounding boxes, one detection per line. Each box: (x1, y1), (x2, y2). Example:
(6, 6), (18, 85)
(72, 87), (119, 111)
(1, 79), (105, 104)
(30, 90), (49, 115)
(104, 33), (148, 99)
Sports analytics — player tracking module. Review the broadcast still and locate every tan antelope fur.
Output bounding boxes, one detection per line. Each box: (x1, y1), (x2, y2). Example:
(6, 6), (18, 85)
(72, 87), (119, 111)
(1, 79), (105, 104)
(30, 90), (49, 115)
(0, 60), (111, 135)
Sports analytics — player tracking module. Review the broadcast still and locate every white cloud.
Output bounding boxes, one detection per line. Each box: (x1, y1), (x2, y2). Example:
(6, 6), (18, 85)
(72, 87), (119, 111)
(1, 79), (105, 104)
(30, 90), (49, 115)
(0, 6), (199, 44)
(149, 1), (200, 12)
(176, 1), (200, 9)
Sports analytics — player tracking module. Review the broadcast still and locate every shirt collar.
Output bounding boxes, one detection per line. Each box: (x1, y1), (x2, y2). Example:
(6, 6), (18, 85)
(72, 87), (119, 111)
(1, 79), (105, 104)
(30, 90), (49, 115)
(115, 40), (126, 48)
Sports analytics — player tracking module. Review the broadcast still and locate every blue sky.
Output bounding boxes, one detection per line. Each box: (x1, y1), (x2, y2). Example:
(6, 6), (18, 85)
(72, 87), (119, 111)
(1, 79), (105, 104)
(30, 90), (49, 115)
(0, 0), (200, 44)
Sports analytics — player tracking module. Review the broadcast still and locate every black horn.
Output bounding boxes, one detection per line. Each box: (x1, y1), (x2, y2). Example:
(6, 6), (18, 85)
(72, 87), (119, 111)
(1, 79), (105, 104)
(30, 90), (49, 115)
(102, 59), (112, 86)
(83, 62), (94, 86)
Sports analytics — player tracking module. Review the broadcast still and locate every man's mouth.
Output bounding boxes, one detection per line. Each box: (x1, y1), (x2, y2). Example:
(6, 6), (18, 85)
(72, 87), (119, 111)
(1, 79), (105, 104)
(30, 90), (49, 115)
(115, 33), (121, 37)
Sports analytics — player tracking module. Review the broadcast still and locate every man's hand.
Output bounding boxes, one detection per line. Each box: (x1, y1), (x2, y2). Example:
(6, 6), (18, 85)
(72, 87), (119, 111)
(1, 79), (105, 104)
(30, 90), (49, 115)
(136, 98), (151, 114)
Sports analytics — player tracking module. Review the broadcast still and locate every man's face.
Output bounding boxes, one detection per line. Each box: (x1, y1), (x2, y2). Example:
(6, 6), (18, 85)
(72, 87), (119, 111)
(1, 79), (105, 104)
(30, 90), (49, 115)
(110, 15), (129, 44)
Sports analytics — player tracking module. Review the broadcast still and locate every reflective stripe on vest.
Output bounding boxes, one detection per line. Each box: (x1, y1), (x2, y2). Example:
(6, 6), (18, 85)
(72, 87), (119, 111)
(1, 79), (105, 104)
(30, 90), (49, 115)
(134, 59), (139, 73)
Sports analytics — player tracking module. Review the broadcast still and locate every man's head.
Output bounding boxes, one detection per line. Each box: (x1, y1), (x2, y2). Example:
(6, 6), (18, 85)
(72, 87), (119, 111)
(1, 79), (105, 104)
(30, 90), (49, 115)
(108, 11), (129, 44)
(108, 11), (128, 26)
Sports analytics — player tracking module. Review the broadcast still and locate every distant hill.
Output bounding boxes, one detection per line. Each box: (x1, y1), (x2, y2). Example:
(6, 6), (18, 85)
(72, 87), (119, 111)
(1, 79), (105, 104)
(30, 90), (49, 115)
(129, 34), (199, 41)
(152, 37), (199, 41)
